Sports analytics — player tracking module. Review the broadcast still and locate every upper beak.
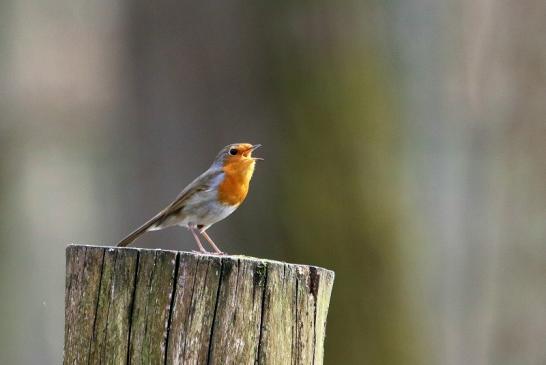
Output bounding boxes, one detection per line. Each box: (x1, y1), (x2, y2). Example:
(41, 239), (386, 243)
(247, 144), (263, 160)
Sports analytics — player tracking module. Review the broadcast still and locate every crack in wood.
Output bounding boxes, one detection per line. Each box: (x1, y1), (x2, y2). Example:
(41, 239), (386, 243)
(87, 248), (105, 365)
(163, 252), (180, 365)
(183, 257), (201, 358)
(310, 268), (319, 365)
(125, 249), (140, 363)
(206, 259), (224, 365)
(101, 249), (118, 362)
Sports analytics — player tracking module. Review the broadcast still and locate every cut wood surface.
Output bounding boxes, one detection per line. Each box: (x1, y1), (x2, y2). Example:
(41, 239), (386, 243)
(64, 245), (335, 365)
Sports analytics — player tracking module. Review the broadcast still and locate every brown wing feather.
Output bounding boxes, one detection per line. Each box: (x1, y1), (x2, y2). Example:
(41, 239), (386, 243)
(116, 169), (222, 247)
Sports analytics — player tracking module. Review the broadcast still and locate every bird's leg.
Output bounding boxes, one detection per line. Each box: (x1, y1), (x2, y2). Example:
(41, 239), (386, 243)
(200, 230), (225, 255)
(189, 225), (208, 253)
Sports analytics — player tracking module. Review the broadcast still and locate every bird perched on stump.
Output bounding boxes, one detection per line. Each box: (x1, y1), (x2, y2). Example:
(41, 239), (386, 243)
(117, 143), (262, 254)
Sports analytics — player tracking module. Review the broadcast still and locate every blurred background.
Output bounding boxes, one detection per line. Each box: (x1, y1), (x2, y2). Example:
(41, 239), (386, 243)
(1, 0), (545, 364)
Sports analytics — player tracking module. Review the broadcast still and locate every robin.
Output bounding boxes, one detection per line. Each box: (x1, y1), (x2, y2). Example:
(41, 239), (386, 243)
(117, 143), (262, 254)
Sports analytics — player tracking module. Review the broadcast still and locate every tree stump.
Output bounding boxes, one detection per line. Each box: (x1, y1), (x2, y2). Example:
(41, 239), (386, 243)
(64, 245), (335, 365)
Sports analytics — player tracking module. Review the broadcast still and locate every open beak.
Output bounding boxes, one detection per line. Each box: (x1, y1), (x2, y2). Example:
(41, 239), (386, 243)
(247, 144), (263, 160)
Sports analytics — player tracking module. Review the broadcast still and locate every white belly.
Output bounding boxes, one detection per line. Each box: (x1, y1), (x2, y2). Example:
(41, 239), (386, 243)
(152, 188), (239, 230)
(150, 172), (241, 231)
(178, 199), (239, 228)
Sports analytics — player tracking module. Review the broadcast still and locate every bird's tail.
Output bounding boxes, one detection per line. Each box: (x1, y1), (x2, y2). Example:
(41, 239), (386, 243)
(117, 215), (160, 247)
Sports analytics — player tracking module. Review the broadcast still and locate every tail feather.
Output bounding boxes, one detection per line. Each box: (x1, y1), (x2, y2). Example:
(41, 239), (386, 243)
(117, 215), (160, 247)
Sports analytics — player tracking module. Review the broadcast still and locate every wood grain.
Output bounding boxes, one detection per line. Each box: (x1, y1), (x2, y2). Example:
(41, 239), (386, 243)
(64, 245), (335, 365)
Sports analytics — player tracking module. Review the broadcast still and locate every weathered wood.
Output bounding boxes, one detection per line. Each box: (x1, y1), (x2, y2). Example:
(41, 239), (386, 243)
(129, 249), (177, 364)
(208, 258), (266, 364)
(64, 246), (104, 365)
(65, 245), (335, 365)
(166, 253), (222, 364)
(88, 248), (138, 364)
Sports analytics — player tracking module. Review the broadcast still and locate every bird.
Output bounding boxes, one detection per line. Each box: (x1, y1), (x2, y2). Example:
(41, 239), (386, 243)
(117, 143), (262, 254)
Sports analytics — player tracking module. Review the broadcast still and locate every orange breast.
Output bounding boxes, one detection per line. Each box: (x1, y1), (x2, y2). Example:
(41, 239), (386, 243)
(218, 159), (256, 205)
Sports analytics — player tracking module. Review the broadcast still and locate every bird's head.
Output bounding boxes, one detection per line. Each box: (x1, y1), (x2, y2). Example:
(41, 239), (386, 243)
(211, 143), (262, 171)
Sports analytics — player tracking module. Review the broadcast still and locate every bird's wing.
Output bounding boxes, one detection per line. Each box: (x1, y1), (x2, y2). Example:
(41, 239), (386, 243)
(117, 168), (223, 247)
(158, 168), (223, 220)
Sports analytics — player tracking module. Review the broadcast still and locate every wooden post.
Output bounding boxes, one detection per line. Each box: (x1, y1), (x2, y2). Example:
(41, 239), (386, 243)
(64, 245), (335, 365)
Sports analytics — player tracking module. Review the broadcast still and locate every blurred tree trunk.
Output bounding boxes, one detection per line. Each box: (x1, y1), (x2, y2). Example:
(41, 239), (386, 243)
(398, 1), (546, 364)
(457, 1), (546, 364)
(257, 2), (422, 364)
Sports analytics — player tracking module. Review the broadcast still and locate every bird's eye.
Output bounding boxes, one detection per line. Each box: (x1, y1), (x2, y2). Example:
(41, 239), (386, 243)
(229, 148), (238, 155)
